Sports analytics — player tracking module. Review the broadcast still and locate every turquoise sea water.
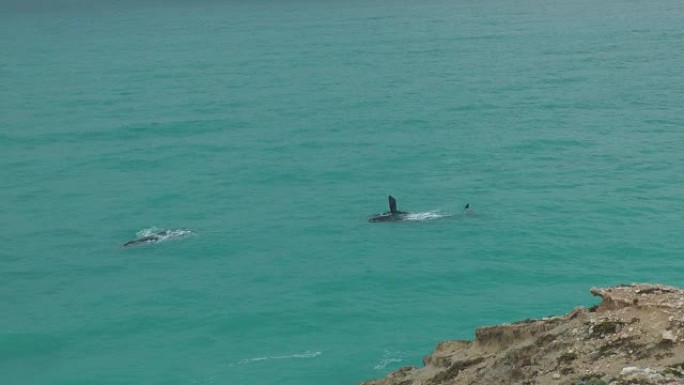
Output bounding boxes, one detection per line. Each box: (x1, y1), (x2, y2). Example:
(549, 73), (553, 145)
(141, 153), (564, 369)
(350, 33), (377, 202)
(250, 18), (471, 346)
(2, 0), (683, 384)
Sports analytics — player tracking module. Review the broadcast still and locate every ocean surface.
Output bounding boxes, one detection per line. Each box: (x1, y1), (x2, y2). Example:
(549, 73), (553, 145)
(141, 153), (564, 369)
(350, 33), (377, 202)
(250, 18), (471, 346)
(2, 0), (683, 384)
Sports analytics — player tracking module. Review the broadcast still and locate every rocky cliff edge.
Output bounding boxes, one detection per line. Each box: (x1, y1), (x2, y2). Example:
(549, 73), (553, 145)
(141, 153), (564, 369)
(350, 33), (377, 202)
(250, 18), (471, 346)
(361, 284), (684, 385)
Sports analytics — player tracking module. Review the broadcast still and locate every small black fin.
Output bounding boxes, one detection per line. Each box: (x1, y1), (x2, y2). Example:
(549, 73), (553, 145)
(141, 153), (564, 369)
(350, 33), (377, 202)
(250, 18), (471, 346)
(388, 195), (398, 214)
(464, 203), (470, 210)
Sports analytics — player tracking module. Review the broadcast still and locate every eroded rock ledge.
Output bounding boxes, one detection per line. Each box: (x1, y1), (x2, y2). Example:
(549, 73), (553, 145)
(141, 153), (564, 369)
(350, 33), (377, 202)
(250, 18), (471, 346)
(360, 284), (684, 385)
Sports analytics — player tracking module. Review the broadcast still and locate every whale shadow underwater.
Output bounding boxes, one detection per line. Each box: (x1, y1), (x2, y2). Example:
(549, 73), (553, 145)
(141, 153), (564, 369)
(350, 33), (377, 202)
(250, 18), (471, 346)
(122, 228), (195, 247)
(368, 195), (472, 223)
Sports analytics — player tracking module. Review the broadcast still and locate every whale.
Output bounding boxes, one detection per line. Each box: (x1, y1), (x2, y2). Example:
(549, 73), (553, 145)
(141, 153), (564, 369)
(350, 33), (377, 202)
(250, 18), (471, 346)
(122, 229), (194, 247)
(368, 196), (471, 222)
(368, 195), (410, 222)
(123, 234), (165, 247)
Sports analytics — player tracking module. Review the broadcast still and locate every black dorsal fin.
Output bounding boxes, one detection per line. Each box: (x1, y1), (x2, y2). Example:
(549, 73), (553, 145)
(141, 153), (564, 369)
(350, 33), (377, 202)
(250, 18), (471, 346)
(388, 195), (398, 214)
(464, 203), (470, 210)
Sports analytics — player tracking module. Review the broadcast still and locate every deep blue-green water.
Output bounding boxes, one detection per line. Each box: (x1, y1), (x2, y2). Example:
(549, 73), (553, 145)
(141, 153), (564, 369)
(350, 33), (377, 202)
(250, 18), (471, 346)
(2, 0), (684, 384)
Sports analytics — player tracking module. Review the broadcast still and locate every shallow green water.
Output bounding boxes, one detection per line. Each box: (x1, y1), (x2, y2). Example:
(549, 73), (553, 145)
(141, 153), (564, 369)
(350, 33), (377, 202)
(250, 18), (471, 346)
(2, 0), (683, 384)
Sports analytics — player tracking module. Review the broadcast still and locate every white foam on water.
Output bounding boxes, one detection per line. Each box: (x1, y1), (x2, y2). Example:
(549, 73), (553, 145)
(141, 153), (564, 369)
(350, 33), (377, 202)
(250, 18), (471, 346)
(373, 349), (403, 370)
(135, 227), (195, 243)
(402, 211), (448, 221)
(237, 350), (322, 365)
(137, 227), (163, 238)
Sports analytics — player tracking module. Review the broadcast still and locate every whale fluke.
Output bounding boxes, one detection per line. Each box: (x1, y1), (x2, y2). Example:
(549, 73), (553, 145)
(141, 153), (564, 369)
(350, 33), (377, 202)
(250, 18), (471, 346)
(369, 195), (410, 222)
(388, 195), (408, 215)
(389, 195), (398, 214)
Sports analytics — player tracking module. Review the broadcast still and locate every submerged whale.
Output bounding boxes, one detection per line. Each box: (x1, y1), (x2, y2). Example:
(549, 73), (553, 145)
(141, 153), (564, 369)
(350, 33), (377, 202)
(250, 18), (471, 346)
(122, 229), (194, 247)
(368, 195), (410, 222)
